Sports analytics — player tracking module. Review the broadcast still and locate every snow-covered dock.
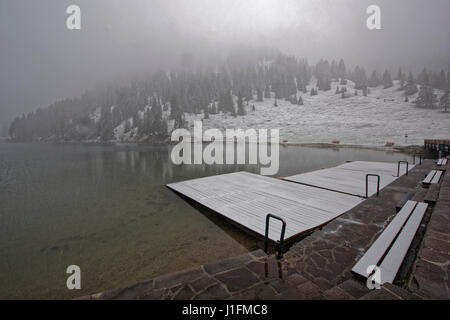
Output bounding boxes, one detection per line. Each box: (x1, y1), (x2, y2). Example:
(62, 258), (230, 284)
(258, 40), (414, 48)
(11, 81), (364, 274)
(167, 171), (364, 242)
(167, 161), (415, 242)
(283, 161), (415, 198)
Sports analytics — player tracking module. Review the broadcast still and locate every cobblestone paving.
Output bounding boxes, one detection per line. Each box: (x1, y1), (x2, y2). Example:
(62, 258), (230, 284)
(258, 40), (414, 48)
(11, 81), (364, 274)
(408, 161), (450, 299)
(79, 160), (448, 300)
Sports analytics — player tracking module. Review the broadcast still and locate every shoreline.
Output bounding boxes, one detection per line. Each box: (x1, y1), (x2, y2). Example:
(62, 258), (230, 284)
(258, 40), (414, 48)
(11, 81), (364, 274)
(2, 139), (424, 155)
(79, 158), (449, 300)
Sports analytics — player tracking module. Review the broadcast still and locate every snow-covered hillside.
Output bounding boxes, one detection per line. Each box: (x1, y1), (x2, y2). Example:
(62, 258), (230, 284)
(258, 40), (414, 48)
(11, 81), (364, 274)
(187, 80), (449, 146)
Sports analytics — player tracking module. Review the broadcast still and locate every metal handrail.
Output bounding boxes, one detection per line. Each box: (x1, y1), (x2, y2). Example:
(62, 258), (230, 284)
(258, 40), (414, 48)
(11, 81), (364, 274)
(413, 153), (423, 165)
(397, 161), (409, 177)
(366, 174), (381, 198)
(264, 214), (287, 259)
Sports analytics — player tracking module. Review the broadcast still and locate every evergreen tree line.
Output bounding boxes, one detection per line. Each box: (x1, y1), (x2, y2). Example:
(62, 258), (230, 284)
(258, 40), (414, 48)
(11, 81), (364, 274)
(8, 51), (450, 142)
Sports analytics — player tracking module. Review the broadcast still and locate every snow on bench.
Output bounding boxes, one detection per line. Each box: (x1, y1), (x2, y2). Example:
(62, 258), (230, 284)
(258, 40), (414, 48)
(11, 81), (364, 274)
(352, 201), (428, 285)
(437, 158), (448, 166)
(423, 170), (443, 185)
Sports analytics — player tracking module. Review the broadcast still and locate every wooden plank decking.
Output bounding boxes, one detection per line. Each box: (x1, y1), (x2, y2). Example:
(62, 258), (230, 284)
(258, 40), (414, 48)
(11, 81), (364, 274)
(167, 161), (413, 243)
(283, 161), (415, 198)
(167, 171), (363, 242)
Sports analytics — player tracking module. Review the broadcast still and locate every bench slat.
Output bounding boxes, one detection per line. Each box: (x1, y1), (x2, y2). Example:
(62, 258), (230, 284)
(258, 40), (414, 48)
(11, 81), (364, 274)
(431, 170), (443, 184)
(379, 203), (428, 284)
(351, 201), (417, 278)
(423, 170), (436, 184)
(437, 159), (444, 166)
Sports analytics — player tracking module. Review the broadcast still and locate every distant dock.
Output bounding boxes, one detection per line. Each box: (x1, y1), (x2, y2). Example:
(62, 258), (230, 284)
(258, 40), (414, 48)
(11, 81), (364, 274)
(424, 139), (450, 154)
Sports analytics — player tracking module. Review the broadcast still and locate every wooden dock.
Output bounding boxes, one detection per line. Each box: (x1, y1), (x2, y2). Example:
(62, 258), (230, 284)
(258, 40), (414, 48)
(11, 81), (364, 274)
(167, 171), (363, 242)
(424, 139), (450, 153)
(167, 161), (414, 242)
(283, 161), (415, 198)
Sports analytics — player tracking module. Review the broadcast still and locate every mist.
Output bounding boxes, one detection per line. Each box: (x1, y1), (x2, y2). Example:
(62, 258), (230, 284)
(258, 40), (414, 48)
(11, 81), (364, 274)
(1, 0), (450, 132)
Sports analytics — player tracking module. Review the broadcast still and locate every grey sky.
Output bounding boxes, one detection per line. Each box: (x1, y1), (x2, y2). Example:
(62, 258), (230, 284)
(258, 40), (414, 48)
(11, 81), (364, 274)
(1, 0), (450, 129)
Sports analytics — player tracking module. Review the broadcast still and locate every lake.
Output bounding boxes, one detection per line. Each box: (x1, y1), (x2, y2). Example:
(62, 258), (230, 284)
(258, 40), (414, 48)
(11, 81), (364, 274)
(0, 142), (412, 299)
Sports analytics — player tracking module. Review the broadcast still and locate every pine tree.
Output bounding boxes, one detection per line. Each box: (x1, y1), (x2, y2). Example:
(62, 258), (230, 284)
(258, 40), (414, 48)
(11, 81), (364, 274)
(447, 71), (450, 91)
(219, 90), (235, 115)
(99, 105), (114, 141)
(369, 71), (380, 87)
(397, 68), (405, 89)
(286, 75), (297, 97)
(352, 66), (367, 89)
(438, 70), (446, 90)
(418, 68), (429, 86)
(150, 95), (165, 136)
(302, 82), (308, 93)
(256, 88), (264, 102)
(237, 92), (246, 116)
(362, 86), (368, 96)
(440, 92), (449, 112)
(338, 59), (346, 80)
(296, 78), (303, 91)
(415, 85), (437, 108)
(317, 77), (331, 91)
(290, 95), (298, 105)
(297, 96), (304, 106)
(264, 85), (271, 99)
(210, 101), (217, 114)
(170, 95), (185, 129)
(383, 70), (393, 88)
(404, 72), (418, 96)
(274, 98), (278, 107)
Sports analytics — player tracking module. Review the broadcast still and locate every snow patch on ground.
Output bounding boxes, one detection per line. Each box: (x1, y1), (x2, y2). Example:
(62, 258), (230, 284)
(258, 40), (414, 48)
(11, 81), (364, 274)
(193, 81), (449, 146)
(114, 118), (134, 141)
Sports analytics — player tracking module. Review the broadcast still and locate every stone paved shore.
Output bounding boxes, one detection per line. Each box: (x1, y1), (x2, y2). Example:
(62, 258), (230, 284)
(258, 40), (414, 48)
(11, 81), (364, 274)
(79, 159), (449, 300)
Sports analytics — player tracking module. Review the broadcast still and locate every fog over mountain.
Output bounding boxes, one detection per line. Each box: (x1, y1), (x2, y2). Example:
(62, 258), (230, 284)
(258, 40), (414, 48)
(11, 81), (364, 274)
(1, 0), (450, 132)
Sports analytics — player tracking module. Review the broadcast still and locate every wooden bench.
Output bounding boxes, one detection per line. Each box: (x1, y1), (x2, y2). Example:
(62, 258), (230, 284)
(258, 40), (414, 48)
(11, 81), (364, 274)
(437, 158), (448, 166)
(423, 170), (443, 186)
(352, 201), (428, 285)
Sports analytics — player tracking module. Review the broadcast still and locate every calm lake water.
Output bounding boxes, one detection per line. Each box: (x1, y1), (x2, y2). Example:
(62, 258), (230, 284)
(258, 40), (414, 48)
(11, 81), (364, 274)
(0, 142), (412, 299)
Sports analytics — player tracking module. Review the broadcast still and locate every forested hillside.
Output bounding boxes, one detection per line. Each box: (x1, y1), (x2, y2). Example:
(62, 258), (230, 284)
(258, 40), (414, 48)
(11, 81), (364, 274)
(8, 50), (450, 144)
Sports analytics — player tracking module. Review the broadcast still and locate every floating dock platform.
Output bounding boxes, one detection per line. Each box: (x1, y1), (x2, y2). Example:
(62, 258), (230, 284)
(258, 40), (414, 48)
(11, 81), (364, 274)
(283, 161), (414, 198)
(167, 171), (363, 242)
(167, 161), (414, 242)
